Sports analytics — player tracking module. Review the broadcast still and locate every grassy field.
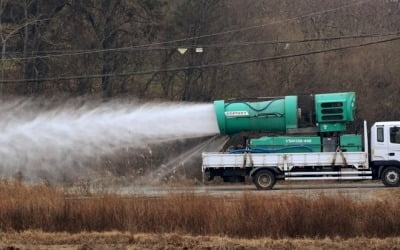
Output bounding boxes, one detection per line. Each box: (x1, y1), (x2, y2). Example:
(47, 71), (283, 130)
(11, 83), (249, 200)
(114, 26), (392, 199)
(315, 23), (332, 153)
(2, 232), (400, 250)
(1, 181), (400, 237)
(1, 181), (400, 249)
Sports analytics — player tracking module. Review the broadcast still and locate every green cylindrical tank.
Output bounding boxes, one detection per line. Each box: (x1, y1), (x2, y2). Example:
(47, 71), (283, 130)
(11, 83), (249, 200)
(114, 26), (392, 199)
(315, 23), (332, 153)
(214, 96), (298, 135)
(250, 136), (321, 153)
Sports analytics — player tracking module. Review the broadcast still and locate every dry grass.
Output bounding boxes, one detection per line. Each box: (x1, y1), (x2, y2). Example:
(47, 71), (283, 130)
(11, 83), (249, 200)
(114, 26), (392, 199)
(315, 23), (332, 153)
(1, 232), (400, 250)
(1, 180), (400, 239)
(373, 188), (400, 201)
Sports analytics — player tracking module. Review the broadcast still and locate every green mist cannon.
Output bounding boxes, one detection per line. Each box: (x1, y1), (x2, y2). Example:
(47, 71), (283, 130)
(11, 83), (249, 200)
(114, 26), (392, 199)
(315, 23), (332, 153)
(213, 92), (356, 136)
(214, 96), (299, 136)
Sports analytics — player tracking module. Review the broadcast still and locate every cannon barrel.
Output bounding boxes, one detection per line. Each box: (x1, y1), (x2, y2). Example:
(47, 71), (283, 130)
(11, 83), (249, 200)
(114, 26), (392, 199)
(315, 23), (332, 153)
(213, 96), (298, 136)
(213, 92), (355, 135)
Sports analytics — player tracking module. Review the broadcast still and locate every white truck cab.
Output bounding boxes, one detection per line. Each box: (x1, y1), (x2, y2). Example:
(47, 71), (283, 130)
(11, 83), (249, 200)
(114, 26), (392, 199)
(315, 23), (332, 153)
(371, 121), (400, 162)
(370, 121), (400, 187)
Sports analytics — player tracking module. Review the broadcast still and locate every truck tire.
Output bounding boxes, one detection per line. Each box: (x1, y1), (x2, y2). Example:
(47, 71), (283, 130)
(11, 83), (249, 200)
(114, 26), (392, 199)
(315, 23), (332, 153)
(253, 170), (276, 190)
(382, 167), (400, 187)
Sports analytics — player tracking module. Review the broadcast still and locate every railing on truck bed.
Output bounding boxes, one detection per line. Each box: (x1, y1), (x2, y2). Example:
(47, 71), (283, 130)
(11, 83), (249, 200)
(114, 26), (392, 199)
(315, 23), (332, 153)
(201, 121), (371, 184)
(202, 151), (369, 171)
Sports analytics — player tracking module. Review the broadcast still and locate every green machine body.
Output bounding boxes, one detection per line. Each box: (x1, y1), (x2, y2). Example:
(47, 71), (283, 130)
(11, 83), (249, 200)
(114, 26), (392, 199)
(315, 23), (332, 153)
(340, 134), (362, 152)
(314, 92), (356, 132)
(250, 136), (321, 153)
(213, 96), (298, 136)
(213, 92), (356, 136)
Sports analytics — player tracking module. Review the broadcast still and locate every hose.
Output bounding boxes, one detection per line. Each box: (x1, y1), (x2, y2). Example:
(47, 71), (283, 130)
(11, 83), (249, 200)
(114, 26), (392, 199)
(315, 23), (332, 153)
(224, 98), (283, 112)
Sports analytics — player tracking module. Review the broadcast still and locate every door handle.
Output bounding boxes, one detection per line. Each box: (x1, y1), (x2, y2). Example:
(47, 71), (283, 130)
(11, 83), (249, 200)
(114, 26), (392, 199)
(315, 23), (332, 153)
(389, 152), (395, 156)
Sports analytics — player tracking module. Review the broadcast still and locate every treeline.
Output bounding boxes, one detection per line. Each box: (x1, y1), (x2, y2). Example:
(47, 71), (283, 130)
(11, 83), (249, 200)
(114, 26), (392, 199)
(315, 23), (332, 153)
(0, 0), (399, 120)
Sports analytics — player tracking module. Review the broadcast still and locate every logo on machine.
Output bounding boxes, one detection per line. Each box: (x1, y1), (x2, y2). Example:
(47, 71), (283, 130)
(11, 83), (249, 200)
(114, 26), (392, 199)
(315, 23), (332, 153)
(225, 111), (249, 117)
(285, 139), (312, 143)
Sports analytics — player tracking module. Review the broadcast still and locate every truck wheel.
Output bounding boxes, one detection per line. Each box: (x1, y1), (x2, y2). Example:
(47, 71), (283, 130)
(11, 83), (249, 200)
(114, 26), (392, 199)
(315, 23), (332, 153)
(253, 170), (276, 190)
(382, 167), (400, 187)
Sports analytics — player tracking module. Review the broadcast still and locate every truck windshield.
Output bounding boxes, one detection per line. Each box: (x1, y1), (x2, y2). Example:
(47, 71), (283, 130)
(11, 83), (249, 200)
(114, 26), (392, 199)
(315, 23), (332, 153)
(390, 127), (400, 144)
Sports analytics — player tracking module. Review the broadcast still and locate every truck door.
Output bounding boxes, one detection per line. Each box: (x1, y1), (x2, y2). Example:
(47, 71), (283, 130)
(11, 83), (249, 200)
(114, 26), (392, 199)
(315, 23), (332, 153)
(371, 125), (388, 161)
(388, 125), (400, 162)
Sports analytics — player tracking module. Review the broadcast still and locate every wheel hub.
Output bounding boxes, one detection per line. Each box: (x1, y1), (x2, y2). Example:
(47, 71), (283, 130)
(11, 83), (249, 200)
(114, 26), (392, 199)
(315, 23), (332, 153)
(387, 171), (399, 183)
(259, 175), (271, 187)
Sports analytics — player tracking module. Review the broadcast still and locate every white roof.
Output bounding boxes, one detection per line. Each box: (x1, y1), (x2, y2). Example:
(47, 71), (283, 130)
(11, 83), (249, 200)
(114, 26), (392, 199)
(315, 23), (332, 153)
(372, 121), (400, 127)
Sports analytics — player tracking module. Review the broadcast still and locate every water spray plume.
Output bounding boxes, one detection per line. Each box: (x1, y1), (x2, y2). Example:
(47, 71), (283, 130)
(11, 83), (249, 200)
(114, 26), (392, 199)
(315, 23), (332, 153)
(147, 136), (229, 184)
(0, 98), (220, 181)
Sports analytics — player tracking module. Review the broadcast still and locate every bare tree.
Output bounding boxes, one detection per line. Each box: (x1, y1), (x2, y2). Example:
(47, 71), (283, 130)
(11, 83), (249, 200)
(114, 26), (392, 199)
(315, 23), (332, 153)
(71, 0), (164, 98)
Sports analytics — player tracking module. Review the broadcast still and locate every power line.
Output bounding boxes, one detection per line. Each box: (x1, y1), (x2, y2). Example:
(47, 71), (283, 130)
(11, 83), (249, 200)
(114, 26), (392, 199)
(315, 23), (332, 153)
(204, 32), (399, 47)
(0, 35), (398, 84)
(2, 32), (397, 61)
(5, 32), (392, 55)
(1, 0), (372, 61)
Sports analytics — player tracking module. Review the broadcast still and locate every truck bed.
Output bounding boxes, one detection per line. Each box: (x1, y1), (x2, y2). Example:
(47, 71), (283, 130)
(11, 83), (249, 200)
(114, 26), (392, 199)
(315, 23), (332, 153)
(202, 151), (369, 172)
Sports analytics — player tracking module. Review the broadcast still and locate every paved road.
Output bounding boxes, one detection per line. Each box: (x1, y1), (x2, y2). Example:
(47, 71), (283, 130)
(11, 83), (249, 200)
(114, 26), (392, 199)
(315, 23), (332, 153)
(113, 181), (396, 199)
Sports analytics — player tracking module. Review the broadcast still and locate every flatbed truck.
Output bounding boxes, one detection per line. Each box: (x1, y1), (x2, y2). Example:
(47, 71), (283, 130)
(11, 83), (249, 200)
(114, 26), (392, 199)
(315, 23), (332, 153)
(202, 92), (400, 189)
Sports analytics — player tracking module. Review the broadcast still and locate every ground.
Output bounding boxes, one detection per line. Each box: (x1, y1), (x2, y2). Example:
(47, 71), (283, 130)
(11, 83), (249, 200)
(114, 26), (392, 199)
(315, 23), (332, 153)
(1, 232), (400, 250)
(1, 181), (400, 249)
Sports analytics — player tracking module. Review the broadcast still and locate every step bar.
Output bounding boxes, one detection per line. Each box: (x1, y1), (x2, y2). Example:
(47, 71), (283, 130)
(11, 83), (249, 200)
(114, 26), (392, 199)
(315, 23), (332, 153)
(284, 171), (372, 181)
(285, 176), (372, 180)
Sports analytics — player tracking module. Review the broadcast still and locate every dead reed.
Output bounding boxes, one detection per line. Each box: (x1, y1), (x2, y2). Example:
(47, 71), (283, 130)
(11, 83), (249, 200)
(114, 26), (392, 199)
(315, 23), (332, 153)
(0, 180), (399, 238)
(2, 232), (400, 250)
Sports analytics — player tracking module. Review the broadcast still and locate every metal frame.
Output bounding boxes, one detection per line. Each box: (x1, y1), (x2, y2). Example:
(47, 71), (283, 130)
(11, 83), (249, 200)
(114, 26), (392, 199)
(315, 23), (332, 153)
(285, 176), (372, 180)
(202, 151), (369, 171)
(201, 121), (371, 182)
(285, 171), (372, 176)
